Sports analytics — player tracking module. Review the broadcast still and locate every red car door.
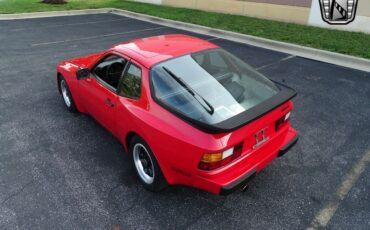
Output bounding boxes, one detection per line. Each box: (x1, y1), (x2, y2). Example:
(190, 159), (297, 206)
(79, 55), (128, 138)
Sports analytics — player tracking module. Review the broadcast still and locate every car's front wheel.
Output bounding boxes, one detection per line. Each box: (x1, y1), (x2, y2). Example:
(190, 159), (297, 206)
(130, 136), (167, 192)
(58, 75), (77, 113)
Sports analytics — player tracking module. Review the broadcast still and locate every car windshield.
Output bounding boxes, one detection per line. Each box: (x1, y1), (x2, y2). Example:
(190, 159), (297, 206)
(150, 49), (280, 125)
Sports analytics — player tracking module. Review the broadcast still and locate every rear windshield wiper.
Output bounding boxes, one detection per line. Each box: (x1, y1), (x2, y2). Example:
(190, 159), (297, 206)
(162, 66), (214, 115)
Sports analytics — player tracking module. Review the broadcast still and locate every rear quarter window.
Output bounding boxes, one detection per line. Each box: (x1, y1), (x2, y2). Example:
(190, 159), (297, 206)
(119, 64), (142, 99)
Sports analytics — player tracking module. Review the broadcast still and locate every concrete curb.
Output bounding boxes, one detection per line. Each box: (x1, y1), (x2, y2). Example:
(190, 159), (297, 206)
(0, 8), (113, 20)
(1, 8), (369, 72)
(110, 9), (370, 72)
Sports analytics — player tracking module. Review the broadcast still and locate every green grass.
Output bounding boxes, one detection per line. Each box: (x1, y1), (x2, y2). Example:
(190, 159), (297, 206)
(1, 0), (369, 59)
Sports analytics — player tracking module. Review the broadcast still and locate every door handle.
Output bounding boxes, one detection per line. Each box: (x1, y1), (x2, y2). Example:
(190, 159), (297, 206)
(105, 98), (115, 107)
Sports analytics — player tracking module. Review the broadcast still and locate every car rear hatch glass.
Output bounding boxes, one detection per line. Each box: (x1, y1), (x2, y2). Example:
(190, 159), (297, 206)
(150, 48), (296, 133)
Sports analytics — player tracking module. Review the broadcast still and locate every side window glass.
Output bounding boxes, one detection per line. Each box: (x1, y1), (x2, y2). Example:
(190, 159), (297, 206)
(119, 64), (142, 99)
(93, 55), (127, 90)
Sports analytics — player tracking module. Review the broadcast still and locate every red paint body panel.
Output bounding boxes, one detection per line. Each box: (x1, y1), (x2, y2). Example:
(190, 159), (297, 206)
(111, 34), (218, 68)
(57, 34), (298, 194)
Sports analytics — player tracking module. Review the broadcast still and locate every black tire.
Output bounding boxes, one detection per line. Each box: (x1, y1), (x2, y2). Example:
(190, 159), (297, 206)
(129, 136), (167, 192)
(58, 75), (77, 113)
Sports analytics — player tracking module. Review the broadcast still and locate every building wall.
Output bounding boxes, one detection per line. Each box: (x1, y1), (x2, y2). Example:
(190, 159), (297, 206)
(240, 0), (312, 7)
(132, 0), (370, 33)
(162, 0), (310, 24)
(134, 0), (162, 4)
(358, 0), (370, 17)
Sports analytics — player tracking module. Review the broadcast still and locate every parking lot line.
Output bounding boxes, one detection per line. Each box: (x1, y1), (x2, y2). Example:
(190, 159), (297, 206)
(31, 26), (165, 47)
(10, 18), (133, 32)
(206, 37), (220, 41)
(306, 148), (370, 230)
(256, 55), (295, 70)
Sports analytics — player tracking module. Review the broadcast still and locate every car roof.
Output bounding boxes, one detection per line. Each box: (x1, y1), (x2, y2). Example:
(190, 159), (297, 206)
(110, 34), (219, 68)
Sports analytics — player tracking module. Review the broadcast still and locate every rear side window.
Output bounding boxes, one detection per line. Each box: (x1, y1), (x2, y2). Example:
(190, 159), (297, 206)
(118, 64), (142, 99)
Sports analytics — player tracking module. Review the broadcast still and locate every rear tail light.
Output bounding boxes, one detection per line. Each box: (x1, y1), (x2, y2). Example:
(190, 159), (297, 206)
(275, 112), (291, 131)
(198, 143), (243, 170)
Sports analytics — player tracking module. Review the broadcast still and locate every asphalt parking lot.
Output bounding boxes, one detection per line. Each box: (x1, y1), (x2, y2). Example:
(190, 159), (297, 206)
(0, 13), (369, 230)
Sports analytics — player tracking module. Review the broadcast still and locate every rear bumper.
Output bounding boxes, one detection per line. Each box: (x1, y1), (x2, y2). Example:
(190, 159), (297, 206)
(219, 169), (257, 195)
(278, 134), (299, 157)
(192, 127), (298, 195)
(219, 134), (299, 195)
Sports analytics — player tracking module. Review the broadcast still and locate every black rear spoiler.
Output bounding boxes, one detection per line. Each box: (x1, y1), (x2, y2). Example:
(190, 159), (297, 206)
(182, 82), (297, 134)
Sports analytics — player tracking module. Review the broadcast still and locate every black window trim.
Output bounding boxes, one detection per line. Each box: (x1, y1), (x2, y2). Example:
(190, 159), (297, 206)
(149, 49), (297, 134)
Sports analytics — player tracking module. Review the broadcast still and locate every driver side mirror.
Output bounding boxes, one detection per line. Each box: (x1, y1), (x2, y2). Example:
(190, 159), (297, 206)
(76, 68), (90, 80)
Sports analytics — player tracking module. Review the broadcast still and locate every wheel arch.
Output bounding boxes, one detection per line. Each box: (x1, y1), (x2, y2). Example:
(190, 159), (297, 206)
(57, 70), (87, 113)
(125, 131), (139, 152)
(124, 130), (174, 184)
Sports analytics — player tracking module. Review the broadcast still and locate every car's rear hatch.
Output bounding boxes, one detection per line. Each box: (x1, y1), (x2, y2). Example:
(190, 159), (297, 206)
(231, 99), (294, 153)
(188, 83), (296, 134)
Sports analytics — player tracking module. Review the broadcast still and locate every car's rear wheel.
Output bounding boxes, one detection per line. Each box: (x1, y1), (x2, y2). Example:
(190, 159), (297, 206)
(58, 75), (77, 113)
(130, 136), (167, 192)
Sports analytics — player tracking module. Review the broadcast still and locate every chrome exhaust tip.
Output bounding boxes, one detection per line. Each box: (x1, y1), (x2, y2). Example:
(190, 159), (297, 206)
(240, 184), (249, 192)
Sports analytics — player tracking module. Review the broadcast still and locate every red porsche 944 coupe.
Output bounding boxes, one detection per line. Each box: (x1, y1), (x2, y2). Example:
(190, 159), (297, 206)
(57, 34), (298, 195)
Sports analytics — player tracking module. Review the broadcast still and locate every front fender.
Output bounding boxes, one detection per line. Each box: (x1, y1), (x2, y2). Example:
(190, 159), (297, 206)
(57, 62), (86, 113)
